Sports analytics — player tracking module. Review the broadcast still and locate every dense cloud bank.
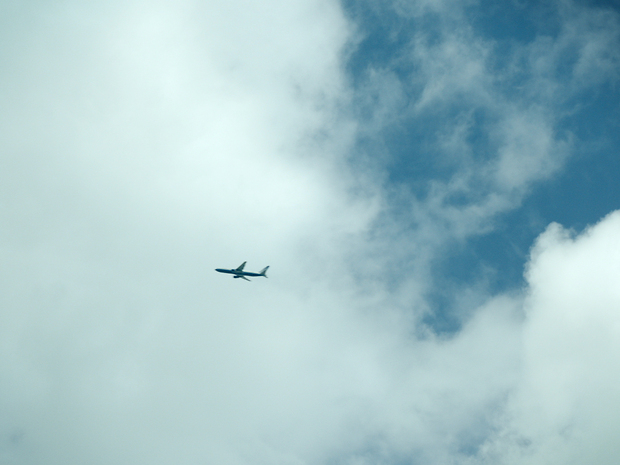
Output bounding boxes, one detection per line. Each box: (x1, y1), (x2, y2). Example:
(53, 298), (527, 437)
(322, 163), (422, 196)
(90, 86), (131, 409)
(469, 211), (620, 465)
(1, 1), (619, 464)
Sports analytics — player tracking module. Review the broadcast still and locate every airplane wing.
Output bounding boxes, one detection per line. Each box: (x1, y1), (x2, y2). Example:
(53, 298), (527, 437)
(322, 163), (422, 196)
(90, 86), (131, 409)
(235, 261), (247, 271)
(239, 275), (250, 281)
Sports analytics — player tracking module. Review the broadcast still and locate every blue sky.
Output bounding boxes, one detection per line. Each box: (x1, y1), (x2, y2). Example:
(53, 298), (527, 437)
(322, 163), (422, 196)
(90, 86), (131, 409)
(343, 0), (620, 329)
(1, 0), (620, 464)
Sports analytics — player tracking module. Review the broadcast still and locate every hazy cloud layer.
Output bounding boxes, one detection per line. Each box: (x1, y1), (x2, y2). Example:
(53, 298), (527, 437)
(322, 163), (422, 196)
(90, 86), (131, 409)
(1, 0), (619, 464)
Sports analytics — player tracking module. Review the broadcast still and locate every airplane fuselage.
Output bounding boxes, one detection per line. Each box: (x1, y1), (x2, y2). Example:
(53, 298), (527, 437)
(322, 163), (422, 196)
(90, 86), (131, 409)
(215, 262), (269, 281)
(215, 269), (265, 277)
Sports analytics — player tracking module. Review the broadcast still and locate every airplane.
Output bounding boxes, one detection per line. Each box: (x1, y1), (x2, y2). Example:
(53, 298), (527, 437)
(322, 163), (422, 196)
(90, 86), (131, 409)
(215, 261), (269, 281)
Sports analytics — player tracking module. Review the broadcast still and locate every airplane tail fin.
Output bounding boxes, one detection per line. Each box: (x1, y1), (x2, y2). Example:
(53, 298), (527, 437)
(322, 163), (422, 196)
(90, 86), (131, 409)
(259, 266), (269, 277)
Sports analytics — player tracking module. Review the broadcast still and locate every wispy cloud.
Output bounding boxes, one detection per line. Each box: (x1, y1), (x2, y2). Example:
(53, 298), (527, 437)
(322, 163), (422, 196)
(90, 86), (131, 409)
(343, 0), (618, 307)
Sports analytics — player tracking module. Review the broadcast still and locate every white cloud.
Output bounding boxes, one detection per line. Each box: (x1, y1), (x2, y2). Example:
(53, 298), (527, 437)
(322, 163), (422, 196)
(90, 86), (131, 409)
(477, 211), (620, 464)
(0, 1), (375, 463)
(489, 107), (569, 192)
(411, 32), (493, 112)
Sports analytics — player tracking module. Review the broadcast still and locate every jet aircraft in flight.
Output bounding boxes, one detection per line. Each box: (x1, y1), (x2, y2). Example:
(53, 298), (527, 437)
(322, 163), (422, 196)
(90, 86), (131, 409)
(215, 262), (269, 281)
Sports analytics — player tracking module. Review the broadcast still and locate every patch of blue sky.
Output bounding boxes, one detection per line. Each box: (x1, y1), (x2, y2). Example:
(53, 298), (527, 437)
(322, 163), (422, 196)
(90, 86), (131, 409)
(342, 0), (620, 332)
(343, 0), (416, 85)
(428, 79), (620, 293)
(469, 0), (544, 45)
